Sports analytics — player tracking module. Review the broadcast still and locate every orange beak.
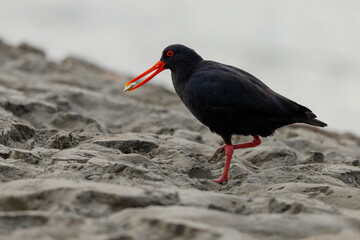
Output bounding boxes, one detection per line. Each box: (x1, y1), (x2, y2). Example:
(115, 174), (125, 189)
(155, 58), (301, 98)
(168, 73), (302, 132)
(124, 60), (165, 92)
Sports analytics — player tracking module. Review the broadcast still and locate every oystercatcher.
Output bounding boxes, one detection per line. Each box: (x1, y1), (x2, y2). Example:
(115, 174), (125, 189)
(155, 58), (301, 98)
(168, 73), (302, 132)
(124, 44), (327, 183)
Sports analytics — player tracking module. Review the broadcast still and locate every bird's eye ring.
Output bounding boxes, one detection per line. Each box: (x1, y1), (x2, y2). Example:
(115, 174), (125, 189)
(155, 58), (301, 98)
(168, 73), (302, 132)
(166, 50), (174, 57)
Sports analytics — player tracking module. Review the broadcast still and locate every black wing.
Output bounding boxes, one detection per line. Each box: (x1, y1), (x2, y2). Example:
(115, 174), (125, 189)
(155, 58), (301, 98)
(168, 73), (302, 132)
(186, 62), (298, 117)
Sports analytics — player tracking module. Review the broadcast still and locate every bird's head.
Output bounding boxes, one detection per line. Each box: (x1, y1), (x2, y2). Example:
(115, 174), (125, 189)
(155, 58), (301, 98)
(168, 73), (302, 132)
(124, 44), (202, 92)
(160, 44), (202, 70)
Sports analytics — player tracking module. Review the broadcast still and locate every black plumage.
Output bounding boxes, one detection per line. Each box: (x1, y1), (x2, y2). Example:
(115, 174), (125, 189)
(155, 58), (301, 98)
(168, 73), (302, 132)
(125, 44), (327, 183)
(161, 44), (326, 144)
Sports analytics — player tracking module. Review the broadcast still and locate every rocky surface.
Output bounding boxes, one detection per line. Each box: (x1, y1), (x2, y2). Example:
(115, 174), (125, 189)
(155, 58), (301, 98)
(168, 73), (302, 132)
(0, 39), (360, 240)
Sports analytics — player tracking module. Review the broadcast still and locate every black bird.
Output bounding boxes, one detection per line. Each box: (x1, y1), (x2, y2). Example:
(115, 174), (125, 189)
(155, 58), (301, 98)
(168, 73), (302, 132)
(124, 44), (327, 183)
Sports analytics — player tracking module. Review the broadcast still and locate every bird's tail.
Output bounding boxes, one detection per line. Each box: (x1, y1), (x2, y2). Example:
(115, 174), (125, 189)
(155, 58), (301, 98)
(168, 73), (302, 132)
(302, 118), (327, 127)
(299, 106), (327, 127)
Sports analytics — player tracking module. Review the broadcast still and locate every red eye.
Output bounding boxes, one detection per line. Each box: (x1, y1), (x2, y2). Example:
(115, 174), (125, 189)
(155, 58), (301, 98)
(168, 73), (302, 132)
(166, 50), (174, 57)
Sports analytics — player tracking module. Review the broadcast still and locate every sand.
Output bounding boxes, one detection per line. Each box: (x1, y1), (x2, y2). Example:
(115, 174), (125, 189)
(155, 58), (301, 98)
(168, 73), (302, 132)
(0, 39), (360, 240)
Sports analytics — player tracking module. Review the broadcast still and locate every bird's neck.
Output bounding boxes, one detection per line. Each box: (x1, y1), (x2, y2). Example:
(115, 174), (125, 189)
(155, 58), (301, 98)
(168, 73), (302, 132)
(171, 58), (203, 96)
(171, 65), (194, 97)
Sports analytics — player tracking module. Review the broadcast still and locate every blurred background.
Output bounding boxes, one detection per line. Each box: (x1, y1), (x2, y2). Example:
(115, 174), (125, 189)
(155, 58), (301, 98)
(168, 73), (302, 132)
(0, 0), (359, 135)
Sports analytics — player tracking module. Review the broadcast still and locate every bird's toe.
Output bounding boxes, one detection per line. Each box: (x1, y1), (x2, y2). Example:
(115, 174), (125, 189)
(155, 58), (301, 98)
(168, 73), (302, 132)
(212, 177), (228, 184)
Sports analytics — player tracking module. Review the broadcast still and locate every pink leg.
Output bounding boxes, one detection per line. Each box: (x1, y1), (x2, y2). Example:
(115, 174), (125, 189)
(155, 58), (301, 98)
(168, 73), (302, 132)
(213, 144), (234, 183)
(233, 135), (261, 149)
(212, 135), (261, 184)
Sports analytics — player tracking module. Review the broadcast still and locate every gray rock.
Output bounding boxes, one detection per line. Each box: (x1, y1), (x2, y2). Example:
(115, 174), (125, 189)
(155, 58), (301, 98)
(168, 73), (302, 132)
(301, 151), (325, 164)
(0, 40), (359, 240)
(92, 134), (160, 154)
(10, 149), (41, 164)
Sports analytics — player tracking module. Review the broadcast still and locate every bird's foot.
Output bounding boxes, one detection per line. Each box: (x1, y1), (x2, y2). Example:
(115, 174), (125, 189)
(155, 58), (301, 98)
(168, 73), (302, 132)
(208, 146), (225, 162)
(212, 177), (228, 184)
